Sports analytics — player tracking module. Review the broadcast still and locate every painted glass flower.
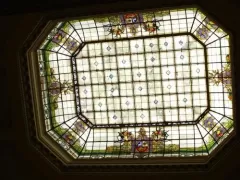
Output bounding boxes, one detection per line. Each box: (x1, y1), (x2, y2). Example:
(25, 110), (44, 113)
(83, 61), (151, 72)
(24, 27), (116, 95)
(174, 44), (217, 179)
(48, 80), (73, 96)
(74, 120), (86, 134)
(228, 92), (233, 101)
(202, 117), (215, 129)
(66, 39), (78, 51)
(107, 25), (125, 37)
(63, 133), (75, 144)
(212, 127), (227, 141)
(143, 20), (160, 33)
(226, 54), (230, 63)
(196, 27), (209, 39)
(151, 129), (169, 140)
(217, 71), (231, 86)
(49, 81), (64, 95)
(117, 130), (133, 143)
(52, 30), (66, 43)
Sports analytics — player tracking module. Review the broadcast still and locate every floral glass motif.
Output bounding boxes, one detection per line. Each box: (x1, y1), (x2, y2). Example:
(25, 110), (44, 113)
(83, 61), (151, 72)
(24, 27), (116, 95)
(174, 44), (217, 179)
(65, 38), (78, 51)
(143, 20), (161, 33)
(200, 116), (231, 144)
(202, 117), (216, 129)
(112, 127), (170, 157)
(48, 80), (73, 96)
(74, 120), (87, 134)
(194, 14), (219, 41)
(209, 54), (232, 100)
(37, 7), (233, 159)
(105, 24), (125, 37)
(43, 68), (73, 109)
(63, 132), (76, 145)
(52, 30), (66, 43)
(196, 27), (209, 40)
(212, 126), (227, 141)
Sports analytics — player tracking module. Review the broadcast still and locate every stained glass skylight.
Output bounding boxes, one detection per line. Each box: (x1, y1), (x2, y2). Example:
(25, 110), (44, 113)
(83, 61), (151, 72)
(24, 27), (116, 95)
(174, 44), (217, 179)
(37, 7), (233, 159)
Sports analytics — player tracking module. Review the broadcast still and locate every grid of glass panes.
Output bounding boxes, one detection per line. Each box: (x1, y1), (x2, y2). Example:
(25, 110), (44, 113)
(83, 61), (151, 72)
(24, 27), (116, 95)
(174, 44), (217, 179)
(76, 35), (207, 125)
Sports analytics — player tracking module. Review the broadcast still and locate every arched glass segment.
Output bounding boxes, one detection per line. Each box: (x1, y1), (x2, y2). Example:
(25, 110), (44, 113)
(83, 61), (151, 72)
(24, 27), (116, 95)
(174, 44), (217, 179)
(38, 7), (233, 159)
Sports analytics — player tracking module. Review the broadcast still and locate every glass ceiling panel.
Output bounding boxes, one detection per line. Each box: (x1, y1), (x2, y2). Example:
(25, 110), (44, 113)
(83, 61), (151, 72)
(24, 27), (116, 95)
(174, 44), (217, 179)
(76, 36), (208, 125)
(37, 7), (233, 159)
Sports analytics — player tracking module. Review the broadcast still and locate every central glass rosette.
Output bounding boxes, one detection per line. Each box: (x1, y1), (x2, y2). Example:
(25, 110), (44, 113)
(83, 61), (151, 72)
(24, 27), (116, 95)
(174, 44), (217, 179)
(76, 35), (207, 125)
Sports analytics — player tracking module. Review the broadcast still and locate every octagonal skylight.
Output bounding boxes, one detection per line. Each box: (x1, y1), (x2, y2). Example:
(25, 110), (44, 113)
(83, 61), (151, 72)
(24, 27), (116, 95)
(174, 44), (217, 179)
(37, 7), (233, 159)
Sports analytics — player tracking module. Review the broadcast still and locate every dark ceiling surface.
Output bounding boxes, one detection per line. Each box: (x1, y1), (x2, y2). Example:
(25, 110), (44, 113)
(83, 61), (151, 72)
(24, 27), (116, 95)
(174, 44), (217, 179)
(1, 0), (237, 16)
(0, 0), (136, 16)
(1, 0), (240, 179)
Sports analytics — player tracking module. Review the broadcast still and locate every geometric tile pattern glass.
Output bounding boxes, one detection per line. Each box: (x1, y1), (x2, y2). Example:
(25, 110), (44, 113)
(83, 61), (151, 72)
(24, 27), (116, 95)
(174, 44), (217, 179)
(77, 36), (207, 125)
